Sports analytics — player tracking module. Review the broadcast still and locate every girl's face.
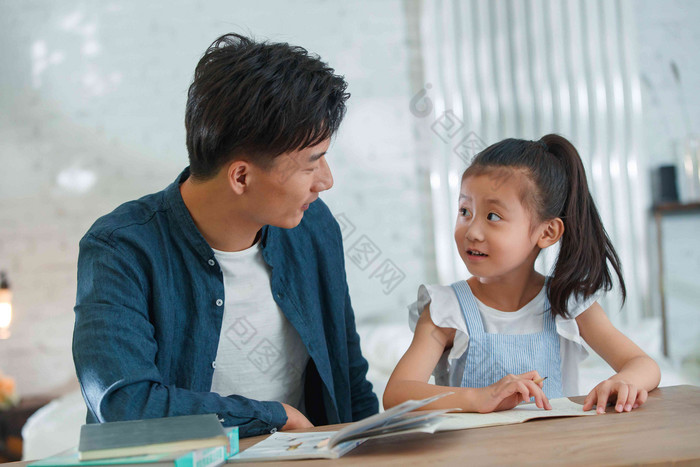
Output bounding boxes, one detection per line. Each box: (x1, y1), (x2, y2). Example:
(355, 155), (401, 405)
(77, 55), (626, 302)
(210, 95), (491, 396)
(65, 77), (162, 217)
(455, 172), (548, 281)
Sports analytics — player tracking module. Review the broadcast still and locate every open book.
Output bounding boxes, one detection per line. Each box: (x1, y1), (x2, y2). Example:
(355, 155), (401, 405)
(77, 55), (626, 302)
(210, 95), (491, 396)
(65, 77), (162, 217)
(437, 397), (596, 431)
(228, 393), (452, 462)
(229, 395), (595, 462)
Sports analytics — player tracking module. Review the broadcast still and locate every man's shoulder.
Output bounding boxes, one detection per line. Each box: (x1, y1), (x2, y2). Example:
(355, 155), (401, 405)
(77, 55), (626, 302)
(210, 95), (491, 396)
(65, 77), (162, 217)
(305, 198), (336, 223)
(266, 198), (343, 257)
(84, 190), (169, 244)
(296, 198), (341, 237)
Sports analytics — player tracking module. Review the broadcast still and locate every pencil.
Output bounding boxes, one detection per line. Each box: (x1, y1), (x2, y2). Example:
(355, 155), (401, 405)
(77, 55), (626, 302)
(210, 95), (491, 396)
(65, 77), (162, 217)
(533, 376), (547, 384)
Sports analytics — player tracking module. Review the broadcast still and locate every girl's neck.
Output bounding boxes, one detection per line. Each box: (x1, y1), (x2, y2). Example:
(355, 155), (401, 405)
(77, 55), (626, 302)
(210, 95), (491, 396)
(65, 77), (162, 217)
(467, 270), (545, 312)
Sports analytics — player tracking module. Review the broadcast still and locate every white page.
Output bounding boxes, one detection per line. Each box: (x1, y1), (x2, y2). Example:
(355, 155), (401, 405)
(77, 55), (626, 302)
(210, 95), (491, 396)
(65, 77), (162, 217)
(228, 432), (364, 462)
(229, 393), (455, 462)
(328, 392), (452, 447)
(437, 398), (596, 432)
(355, 409), (454, 439)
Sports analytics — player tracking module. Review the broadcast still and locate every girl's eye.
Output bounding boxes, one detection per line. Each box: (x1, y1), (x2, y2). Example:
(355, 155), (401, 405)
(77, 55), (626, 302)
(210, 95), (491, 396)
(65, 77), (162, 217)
(459, 207), (471, 217)
(487, 212), (502, 221)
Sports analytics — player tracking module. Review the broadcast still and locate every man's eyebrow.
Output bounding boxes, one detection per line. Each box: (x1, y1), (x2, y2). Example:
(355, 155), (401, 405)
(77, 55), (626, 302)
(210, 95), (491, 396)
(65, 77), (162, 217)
(308, 151), (327, 162)
(459, 194), (470, 201)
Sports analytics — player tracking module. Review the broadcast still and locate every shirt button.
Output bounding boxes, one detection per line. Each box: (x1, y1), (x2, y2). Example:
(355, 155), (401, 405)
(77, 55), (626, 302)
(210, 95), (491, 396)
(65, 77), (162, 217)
(216, 299), (223, 306)
(270, 427), (277, 434)
(208, 259), (216, 266)
(212, 361), (217, 369)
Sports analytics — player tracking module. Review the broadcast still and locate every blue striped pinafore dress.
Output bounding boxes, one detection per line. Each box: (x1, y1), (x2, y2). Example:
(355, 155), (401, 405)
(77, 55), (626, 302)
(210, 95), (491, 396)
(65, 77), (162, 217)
(451, 280), (563, 398)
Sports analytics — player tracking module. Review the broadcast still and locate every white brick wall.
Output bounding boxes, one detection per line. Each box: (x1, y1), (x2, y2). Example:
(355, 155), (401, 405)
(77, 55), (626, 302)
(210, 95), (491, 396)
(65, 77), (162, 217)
(1, 0), (698, 398)
(0, 0), (427, 397)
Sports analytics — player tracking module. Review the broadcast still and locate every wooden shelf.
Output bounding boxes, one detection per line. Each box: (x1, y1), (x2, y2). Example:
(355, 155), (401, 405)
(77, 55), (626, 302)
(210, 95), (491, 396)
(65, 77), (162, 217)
(653, 201), (700, 214)
(652, 201), (700, 358)
(0, 396), (52, 462)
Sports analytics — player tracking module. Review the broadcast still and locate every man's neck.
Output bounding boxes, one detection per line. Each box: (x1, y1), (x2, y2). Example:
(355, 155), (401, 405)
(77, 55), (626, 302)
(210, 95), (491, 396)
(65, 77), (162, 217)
(179, 175), (261, 252)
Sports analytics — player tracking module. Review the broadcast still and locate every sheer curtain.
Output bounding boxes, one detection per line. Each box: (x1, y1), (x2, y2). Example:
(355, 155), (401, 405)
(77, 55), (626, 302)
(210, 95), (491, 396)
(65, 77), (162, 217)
(416, 0), (650, 326)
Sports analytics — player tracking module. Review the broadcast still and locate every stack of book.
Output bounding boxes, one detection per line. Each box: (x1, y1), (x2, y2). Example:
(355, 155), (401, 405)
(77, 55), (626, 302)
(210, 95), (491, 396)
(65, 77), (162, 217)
(30, 414), (239, 467)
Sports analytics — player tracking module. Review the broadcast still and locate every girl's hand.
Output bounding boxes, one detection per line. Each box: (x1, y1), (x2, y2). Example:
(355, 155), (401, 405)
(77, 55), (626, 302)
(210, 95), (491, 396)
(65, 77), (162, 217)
(576, 303), (659, 414)
(583, 377), (649, 414)
(474, 371), (552, 413)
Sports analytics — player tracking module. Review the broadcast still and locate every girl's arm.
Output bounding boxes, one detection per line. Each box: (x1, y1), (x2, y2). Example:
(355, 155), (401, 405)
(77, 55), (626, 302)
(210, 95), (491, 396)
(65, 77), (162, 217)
(576, 302), (661, 414)
(383, 306), (551, 413)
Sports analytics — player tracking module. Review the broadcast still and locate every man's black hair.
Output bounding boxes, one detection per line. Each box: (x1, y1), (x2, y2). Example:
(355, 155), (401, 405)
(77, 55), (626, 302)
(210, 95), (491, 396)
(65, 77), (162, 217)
(185, 33), (350, 179)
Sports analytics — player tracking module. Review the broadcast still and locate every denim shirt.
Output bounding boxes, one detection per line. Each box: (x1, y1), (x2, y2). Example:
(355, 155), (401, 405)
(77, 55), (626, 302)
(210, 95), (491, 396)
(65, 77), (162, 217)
(72, 168), (378, 437)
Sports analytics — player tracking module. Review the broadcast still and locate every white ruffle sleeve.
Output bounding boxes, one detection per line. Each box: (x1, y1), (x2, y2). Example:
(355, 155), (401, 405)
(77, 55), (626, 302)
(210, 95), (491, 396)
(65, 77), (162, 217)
(554, 292), (600, 361)
(407, 284), (470, 381)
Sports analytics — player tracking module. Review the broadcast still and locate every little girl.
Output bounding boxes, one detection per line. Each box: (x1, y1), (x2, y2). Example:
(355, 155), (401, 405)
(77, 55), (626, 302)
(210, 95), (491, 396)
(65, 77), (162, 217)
(384, 134), (660, 414)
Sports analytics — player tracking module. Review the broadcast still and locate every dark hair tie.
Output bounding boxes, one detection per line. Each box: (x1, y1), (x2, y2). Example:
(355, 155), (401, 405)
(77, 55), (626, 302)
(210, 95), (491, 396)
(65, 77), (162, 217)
(538, 140), (549, 152)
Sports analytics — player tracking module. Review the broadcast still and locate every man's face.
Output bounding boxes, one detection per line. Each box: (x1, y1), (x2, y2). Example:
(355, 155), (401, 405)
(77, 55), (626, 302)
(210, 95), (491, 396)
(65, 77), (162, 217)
(245, 138), (334, 229)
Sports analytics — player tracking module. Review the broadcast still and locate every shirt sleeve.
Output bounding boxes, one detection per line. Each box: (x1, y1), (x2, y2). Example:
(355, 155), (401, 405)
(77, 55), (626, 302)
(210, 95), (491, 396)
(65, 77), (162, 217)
(72, 234), (287, 438)
(343, 288), (380, 421)
(553, 291), (601, 373)
(553, 291), (601, 346)
(407, 284), (470, 376)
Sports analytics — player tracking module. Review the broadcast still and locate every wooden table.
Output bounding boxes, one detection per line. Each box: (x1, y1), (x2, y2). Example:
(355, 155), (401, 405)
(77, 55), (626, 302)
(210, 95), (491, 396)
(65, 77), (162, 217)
(9, 385), (700, 466)
(235, 385), (700, 466)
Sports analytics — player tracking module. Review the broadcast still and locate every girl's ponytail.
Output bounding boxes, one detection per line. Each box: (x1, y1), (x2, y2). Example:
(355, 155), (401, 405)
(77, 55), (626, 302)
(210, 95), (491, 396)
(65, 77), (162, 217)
(540, 134), (626, 317)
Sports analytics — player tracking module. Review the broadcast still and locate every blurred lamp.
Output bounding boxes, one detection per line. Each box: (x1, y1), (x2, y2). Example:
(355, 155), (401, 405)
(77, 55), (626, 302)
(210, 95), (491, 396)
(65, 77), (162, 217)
(0, 271), (11, 339)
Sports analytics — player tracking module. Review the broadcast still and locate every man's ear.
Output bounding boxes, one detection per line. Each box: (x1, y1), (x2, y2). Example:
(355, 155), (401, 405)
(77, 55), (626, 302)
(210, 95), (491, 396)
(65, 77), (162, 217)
(537, 217), (564, 249)
(227, 161), (249, 195)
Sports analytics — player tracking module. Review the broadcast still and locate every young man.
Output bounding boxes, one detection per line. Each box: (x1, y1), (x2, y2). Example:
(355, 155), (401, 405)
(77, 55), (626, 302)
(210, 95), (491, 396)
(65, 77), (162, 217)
(72, 34), (378, 437)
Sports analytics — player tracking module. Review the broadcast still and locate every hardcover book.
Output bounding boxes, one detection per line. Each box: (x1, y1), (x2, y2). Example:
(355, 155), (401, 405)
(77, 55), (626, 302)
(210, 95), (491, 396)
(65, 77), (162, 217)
(30, 427), (238, 467)
(77, 414), (229, 461)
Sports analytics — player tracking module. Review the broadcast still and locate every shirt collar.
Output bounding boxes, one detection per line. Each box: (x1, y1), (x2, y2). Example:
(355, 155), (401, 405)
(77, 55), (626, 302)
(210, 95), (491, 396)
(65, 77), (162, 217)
(164, 167), (274, 262)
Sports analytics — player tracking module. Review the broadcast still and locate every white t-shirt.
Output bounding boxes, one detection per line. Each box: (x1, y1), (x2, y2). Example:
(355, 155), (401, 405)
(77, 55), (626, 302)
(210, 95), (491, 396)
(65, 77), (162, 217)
(408, 282), (598, 396)
(210, 240), (309, 412)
